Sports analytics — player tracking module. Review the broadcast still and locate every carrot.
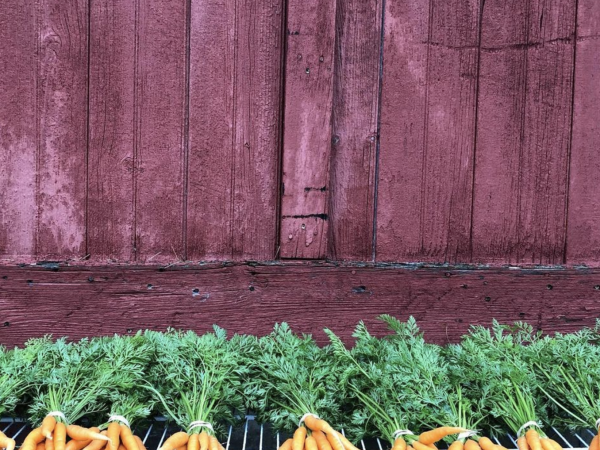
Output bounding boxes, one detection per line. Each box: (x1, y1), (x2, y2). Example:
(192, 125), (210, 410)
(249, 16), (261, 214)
(46, 435), (55, 450)
(540, 439), (556, 450)
(107, 423), (121, 450)
(187, 434), (200, 450)
(278, 441), (293, 450)
(419, 428), (467, 445)
(293, 428), (308, 450)
(134, 436), (147, 450)
(160, 433), (189, 450)
(0, 430), (16, 450)
(312, 431), (332, 450)
(118, 445), (127, 450)
(477, 438), (495, 450)
(119, 426), (139, 450)
(67, 426), (109, 443)
(209, 436), (220, 450)
(589, 436), (598, 450)
(42, 416), (58, 440)
(325, 432), (344, 450)
(335, 433), (360, 450)
(82, 432), (109, 450)
(547, 440), (562, 450)
(517, 437), (530, 450)
(66, 439), (93, 450)
(464, 440), (480, 450)
(199, 433), (210, 450)
(525, 430), (543, 450)
(37, 443), (46, 450)
(426, 445), (437, 450)
(413, 441), (434, 450)
(306, 436), (318, 450)
(392, 437), (407, 450)
(23, 428), (46, 450)
(449, 442), (464, 450)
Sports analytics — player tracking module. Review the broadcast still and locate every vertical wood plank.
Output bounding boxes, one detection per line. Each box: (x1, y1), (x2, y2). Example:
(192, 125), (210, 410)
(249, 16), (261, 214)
(87, 1), (136, 262)
(187, 0), (284, 261)
(134, 0), (187, 263)
(279, 0), (336, 259)
(328, 0), (382, 261)
(36, 0), (89, 259)
(567, 0), (600, 266)
(0, 0), (37, 260)
(376, 0), (480, 262)
(472, 0), (575, 265)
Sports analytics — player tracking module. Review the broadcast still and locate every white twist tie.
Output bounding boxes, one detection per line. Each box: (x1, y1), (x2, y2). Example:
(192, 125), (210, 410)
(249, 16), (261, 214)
(299, 413), (320, 428)
(48, 411), (67, 422)
(109, 416), (131, 429)
(188, 421), (214, 432)
(393, 430), (414, 440)
(457, 431), (477, 441)
(517, 421), (541, 437)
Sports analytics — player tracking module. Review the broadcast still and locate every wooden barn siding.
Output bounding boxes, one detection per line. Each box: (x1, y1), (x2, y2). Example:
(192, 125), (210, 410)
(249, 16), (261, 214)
(1, 0), (600, 266)
(2, 263), (600, 347)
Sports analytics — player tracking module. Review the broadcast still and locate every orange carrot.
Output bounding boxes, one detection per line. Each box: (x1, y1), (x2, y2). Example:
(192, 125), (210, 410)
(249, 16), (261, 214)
(119, 426), (139, 450)
(278, 440), (293, 450)
(198, 433), (210, 450)
(37, 443), (46, 450)
(46, 435), (55, 450)
(589, 436), (598, 450)
(22, 428), (46, 450)
(412, 441), (433, 450)
(426, 445), (437, 450)
(160, 433), (189, 450)
(312, 432), (332, 450)
(293, 428), (308, 450)
(66, 440), (93, 450)
(325, 432), (344, 450)
(42, 416), (58, 440)
(82, 432), (109, 450)
(208, 436), (220, 450)
(419, 428), (467, 445)
(118, 445), (127, 450)
(525, 430), (543, 450)
(107, 423), (121, 450)
(187, 435), (200, 450)
(464, 441), (480, 450)
(517, 437), (529, 450)
(0, 430), (16, 450)
(392, 438), (407, 450)
(67, 426), (109, 443)
(477, 438), (496, 450)
(335, 433), (360, 450)
(134, 436), (147, 450)
(540, 439), (556, 450)
(306, 436), (318, 450)
(449, 442), (464, 450)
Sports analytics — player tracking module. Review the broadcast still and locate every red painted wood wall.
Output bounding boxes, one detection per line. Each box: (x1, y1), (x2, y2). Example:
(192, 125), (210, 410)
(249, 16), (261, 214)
(1, 0), (599, 267)
(1, 0), (600, 346)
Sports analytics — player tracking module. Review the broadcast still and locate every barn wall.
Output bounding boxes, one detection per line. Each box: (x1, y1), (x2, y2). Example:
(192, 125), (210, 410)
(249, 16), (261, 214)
(1, 0), (599, 267)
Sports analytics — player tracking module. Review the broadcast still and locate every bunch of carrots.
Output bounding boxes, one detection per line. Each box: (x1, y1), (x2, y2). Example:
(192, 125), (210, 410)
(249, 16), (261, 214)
(278, 415), (360, 450)
(515, 429), (563, 450)
(157, 430), (225, 450)
(15, 415), (149, 450)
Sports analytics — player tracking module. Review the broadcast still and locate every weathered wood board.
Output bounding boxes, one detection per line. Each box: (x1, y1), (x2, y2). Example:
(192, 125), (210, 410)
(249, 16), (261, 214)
(2, 263), (600, 346)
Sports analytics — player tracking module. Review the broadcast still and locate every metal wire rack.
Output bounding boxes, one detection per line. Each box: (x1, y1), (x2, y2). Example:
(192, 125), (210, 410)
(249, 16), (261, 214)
(1, 417), (593, 450)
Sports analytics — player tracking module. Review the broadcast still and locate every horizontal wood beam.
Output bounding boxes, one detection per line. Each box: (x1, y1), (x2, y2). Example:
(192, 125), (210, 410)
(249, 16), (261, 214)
(1, 262), (599, 347)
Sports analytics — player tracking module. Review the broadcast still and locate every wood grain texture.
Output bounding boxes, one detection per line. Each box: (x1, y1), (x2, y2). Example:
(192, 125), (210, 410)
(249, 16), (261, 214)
(36, 0), (89, 259)
(279, 0), (336, 259)
(134, 0), (187, 263)
(472, 0), (576, 265)
(567, 0), (600, 266)
(87, 1), (136, 262)
(376, 0), (480, 263)
(0, 0), (37, 260)
(2, 262), (600, 346)
(328, 0), (382, 261)
(187, 0), (284, 261)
